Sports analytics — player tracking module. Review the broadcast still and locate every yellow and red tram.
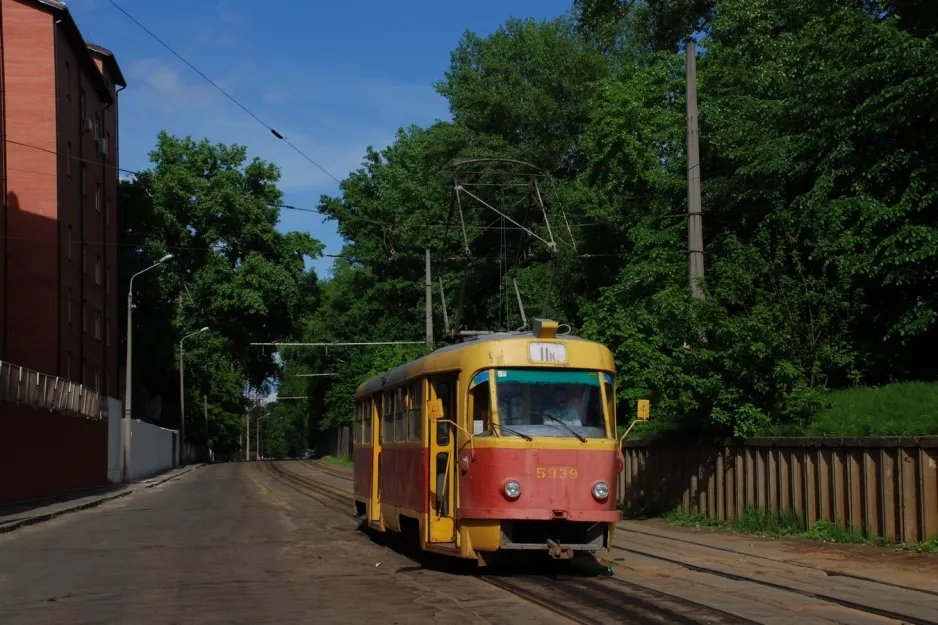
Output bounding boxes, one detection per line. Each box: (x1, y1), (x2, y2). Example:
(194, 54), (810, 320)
(352, 319), (622, 564)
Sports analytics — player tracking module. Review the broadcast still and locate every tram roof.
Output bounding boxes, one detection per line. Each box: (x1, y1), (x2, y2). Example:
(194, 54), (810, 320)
(355, 331), (602, 397)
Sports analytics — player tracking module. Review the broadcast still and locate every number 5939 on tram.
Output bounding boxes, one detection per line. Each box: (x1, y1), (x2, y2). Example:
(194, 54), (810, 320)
(351, 319), (624, 565)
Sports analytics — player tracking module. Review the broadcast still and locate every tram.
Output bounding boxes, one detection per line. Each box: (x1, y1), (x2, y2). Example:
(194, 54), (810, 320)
(351, 319), (623, 564)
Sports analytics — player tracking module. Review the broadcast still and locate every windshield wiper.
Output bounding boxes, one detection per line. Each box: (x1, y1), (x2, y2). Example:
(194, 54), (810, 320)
(489, 421), (533, 441)
(541, 413), (587, 443)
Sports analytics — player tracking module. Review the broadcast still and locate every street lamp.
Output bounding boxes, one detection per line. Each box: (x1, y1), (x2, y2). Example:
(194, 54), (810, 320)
(123, 253), (173, 483)
(258, 413), (269, 460)
(245, 403), (261, 461)
(179, 326), (209, 465)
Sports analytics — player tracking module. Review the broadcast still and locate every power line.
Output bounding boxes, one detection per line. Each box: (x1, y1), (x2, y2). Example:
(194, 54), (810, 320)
(3, 138), (638, 235)
(105, 0), (341, 184)
(5, 138), (142, 177)
(4, 138), (340, 228)
(250, 341), (425, 347)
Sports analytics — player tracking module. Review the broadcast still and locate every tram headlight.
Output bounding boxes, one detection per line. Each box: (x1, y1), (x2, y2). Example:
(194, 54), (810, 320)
(591, 481), (610, 501)
(503, 479), (522, 500)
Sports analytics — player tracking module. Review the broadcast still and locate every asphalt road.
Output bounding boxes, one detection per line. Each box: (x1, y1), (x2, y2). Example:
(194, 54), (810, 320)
(0, 463), (567, 625)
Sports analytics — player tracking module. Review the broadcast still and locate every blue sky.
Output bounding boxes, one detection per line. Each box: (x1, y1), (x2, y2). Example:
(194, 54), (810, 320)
(67, 0), (573, 277)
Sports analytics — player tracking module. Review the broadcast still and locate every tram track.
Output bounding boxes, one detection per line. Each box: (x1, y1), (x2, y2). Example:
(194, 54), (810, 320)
(610, 543), (938, 625)
(302, 459), (355, 481)
(618, 525), (938, 598)
(260, 460), (938, 624)
(264, 460), (745, 623)
(481, 571), (758, 625)
(258, 461), (354, 519)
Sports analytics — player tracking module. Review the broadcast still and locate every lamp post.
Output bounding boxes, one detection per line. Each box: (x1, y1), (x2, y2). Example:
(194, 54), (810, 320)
(258, 413), (269, 460)
(179, 326), (209, 466)
(245, 404), (260, 461)
(123, 254), (173, 483)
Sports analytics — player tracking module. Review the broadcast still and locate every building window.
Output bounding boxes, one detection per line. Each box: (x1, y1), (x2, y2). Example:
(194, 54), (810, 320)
(95, 254), (101, 285)
(66, 142), (72, 177)
(65, 62), (71, 99)
(106, 317), (111, 346)
(95, 310), (101, 340)
(68, 226), (72, 260)
(67, 288), (72, 324)
(106, 265), (111, 294)
(94, 365), (101, 392)
(95, 183), (101, 213)
(94, 113), (100, 138)
(106, 196), (111, 226)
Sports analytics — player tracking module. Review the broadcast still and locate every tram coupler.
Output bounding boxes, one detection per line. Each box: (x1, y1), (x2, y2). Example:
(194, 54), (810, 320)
(546, 539), (574, 560)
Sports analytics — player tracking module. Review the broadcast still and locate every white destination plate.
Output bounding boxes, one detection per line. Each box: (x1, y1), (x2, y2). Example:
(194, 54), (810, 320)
(529, 342), (567, 364)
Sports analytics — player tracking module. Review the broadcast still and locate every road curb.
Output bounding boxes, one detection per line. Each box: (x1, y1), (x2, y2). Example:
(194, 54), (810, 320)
(1, 464), (206, 535)
(142, 463), (206, 489)
(0, 490), (131, 535)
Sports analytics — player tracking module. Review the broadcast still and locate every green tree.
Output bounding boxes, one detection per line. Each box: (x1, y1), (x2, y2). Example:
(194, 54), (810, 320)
(119, 132), (322, 454)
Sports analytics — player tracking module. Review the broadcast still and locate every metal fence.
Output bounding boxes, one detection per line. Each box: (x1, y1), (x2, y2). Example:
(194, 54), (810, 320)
(0, 361), (100, 419)
(620, 437), (938, 544)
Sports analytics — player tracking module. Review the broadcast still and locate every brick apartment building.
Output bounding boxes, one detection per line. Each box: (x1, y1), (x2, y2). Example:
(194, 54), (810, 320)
(0, 0), (125, 396)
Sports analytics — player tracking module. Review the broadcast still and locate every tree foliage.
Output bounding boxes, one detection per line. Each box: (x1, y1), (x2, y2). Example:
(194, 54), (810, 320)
(126, 0), (938, 446)
(293, 1), (938, 440)
(118, 132), (322, 454)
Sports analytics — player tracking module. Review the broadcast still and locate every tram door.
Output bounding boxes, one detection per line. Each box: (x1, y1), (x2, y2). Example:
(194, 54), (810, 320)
(428, 375), (457, 543)
(369, 396), (382, 523)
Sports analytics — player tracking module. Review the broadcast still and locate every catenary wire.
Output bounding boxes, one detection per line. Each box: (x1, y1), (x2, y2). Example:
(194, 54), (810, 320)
(105, 0), (341, 184)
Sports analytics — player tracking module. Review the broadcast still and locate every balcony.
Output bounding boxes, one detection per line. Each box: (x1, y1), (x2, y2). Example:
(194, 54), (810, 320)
(0, 361), (101, 420)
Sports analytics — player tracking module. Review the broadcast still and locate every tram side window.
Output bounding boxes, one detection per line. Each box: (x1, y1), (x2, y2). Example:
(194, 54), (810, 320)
(604, 376), (615, 434)
(362, 399), (372, 445)
(383, 392), (394, 443)
(470, 380), (491, 435)
(435, 380), (451, 446)
(353, 402), (361, 444)
(395, 387), (407, 442)
(408, 381), (422, 441)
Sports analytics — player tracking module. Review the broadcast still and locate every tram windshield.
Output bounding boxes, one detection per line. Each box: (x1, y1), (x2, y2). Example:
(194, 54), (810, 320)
(470, 369), (612, 439)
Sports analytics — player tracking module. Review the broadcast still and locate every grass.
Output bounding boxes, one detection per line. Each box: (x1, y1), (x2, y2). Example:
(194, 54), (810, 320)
(806, 381), (938, 437)
(321, 455), (353, 469)
(652, 506), (938, 552)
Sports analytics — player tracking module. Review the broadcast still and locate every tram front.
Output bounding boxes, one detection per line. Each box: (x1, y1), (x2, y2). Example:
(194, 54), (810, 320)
(450, 324), (622, 564)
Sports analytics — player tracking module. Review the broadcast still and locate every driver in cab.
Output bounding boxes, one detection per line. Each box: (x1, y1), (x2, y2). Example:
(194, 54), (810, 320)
(543, 387), (581, 426)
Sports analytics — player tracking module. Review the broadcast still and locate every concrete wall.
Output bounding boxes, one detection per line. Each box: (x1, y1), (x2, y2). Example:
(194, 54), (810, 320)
(0, 403), (107, 505)
(104, 396), (122, 483)
(105, 397), (179, 484)
(129, 418), (176, 481)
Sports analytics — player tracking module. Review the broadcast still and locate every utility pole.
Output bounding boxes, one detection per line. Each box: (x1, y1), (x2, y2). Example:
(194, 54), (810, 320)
(686, 38), (705, 300)
(246, 413), (250, 461)
(425, 248), (433, 350)
(204, 394), (210, 462)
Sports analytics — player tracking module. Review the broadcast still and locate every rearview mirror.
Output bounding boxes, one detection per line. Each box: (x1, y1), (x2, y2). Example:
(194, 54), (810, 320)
(637, 399), (650, 422)
(428, 398), (444, 420)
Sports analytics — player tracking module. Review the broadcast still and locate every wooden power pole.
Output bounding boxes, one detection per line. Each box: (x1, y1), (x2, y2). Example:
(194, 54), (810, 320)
(686, 38), (705, 300)
(425, 248), (433, 350)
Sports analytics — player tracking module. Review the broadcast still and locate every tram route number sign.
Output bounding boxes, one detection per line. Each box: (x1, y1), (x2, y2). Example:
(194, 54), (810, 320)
(529, 342), (567, 364)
